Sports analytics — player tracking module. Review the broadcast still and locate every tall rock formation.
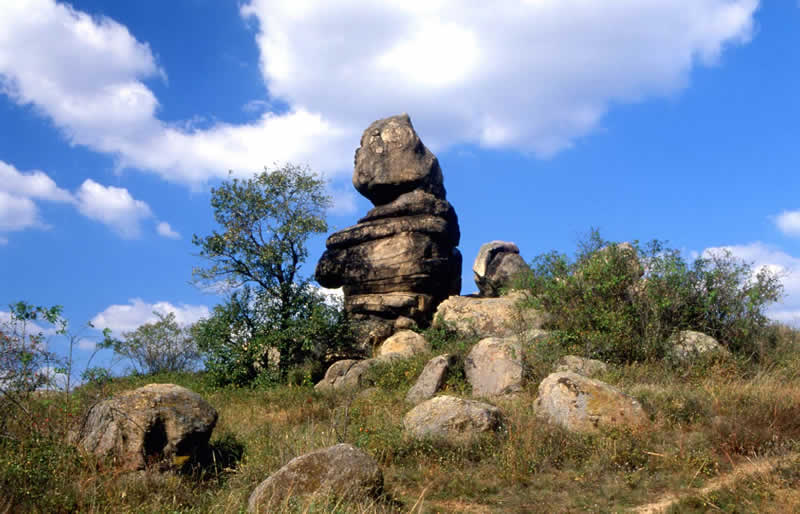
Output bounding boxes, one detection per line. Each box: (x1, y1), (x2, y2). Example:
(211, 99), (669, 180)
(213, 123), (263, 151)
(316, 114), (461, 350)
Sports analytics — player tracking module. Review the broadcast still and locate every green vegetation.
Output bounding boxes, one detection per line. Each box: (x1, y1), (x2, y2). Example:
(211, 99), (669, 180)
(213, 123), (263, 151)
(99, 311), (200, 375)
(2, 221), (799, 512)
(518, 229), (783, 363)
(191, 164), (355, 386)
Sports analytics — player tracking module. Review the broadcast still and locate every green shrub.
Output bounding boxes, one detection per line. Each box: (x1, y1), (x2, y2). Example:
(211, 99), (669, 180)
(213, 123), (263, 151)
(520, 229), (783, 363)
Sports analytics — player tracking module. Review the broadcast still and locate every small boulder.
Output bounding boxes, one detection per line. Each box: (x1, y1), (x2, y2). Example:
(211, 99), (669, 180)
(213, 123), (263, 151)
(669, 330), (729, 362)
(535, 372), (648, 433)
(554, 355), (608, 377)
(377, 330), (430, 359)
(403, 395), (504, 441)
(405, 354), (458, 405)
(433, 292), (547, 339)
(74, 384), (218, 470)
(315, 359), (379, 392)
(247, 444), (383, 512)
(473, 241), (530, 297)
(465, 337), (524, 397)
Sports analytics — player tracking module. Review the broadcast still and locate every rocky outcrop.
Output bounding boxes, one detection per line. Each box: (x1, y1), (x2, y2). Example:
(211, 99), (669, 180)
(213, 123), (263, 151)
(668, 330), (729, 362)
(465, 337), (524, 397)
(403, 395), (504, 441)
(405, 354), (458, 405)
(473, 241), (530, 297)
(247, 444), (383, 512)
(74, 384), (218, 470)
(535, 372), (648, 433)
(554, 355), (608, 377)
(377, 330), (430, 359)
(433, 291), (547, 339)
(316, 114), (462, 350)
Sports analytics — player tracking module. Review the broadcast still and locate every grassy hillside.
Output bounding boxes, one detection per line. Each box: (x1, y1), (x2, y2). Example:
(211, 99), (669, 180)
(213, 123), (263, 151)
(3, 323), (800, 513)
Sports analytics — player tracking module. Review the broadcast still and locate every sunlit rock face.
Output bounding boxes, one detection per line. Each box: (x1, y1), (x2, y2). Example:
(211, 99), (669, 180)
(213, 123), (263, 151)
(316, 114), (461, 351)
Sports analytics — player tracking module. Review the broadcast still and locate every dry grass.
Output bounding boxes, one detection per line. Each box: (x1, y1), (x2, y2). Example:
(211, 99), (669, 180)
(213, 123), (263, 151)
(3, 328), (800, 512)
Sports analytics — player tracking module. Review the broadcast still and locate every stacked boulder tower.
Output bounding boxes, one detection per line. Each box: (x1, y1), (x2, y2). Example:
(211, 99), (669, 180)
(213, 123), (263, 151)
(316, 114), (462, 350)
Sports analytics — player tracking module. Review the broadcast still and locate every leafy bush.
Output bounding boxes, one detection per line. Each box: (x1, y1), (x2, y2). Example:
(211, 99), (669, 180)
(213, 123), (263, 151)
(194, 286), (355, 387)
(520, 229), (783, 363)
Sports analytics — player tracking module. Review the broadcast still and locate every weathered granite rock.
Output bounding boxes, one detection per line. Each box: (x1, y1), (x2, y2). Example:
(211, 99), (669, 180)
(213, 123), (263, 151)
(316, 114), (462, 347)
(669, 330), (730, 362)
(353, 114), (445, 205)
(315, 359), (379, 392)
(535, 372), (648, 433)
(473, 241), (530, 297)
(465, 337), (524, 397)
(403, 395), (504, 441)
(247, 444), (383, 512)
(377, 330), (430, 358)
(554, 355), (608, 377)
(315, 354), (407, 392)
(405, 354), (458, 405)
(433, 292), (547, 339)
(74, 384), (218, 470)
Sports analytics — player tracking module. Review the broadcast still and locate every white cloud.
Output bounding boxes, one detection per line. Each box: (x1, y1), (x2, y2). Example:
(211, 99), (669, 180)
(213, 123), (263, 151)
(75, 179), (152, 238)
(0, 0), (350, 185)
(0, 160), (160, 241)
(702, 242), (800, 325)
(0, 191), (40, 231)
(0, 160), (72, 203)
(156, 221), (180, 239)
(774, 210), (800, 237)
(91, 298), (210, 334)
(77, 338), (97, 351)
(0, 160), (74, 234)
(240, 0), (758, 155)
(0, 0), (757, 189)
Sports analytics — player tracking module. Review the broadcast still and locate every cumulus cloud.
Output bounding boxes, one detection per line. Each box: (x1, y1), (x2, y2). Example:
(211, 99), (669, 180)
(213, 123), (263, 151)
(75, 179), (152, 238)
(0, 160), (162, 241)
(0, 0), (350, 186)
(0, 160), (72, 203)
(156, 221), (180, 239)
(241, 0), (758, 154)
(0, 0), (757, 189)
(702, 242), (800, 325)
(0, 191), (40, 231)
(774, 210), (800, 237)
(0, 160), (73, 233)
(91, 298), (210, 334)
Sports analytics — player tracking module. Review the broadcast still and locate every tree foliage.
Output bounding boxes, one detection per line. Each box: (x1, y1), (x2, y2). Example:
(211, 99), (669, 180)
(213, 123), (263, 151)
(192, 164), (352, 384)
(520, 230), (784, 363)
(100, 312), (199, 375)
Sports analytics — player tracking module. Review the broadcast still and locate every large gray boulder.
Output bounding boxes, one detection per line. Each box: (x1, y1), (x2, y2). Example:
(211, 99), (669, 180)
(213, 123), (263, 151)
(465, 337), (524, 397)
(405, 354), (458, 405)
(247, 444), (383, 512)
(316, 114), (461, 349)
(74, 384), (218, 470)
(668, 330), (730, 362)
(473, 241), (530, 297)
(403, 395), (504, 441)
(535, 372), (649, 433)
(433, 291), (547, 339)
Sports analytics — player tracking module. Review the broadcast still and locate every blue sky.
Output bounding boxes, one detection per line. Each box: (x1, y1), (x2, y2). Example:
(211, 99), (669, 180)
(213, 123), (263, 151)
(2, 0), (800, 380)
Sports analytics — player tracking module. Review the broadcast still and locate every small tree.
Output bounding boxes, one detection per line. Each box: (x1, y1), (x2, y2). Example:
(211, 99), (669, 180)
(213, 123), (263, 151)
(192, 164), (348, 381)
(0, 302), (65, 440)
(100, 312), (199, 375)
